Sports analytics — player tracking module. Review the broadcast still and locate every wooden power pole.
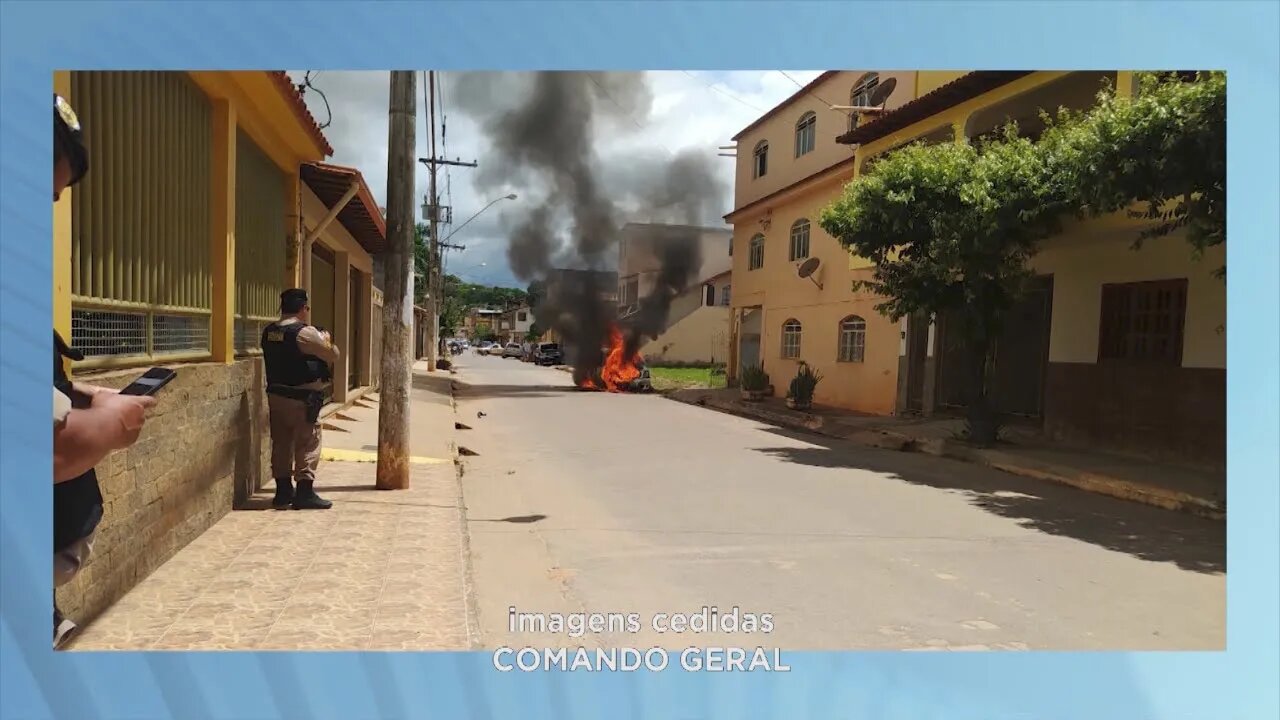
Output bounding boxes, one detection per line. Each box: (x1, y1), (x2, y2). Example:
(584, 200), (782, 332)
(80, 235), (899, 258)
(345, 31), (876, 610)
(377, 70), (416, 490)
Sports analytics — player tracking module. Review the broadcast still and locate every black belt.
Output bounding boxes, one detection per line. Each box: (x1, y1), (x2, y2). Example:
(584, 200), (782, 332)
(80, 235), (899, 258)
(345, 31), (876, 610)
(267, 385), (325, 423)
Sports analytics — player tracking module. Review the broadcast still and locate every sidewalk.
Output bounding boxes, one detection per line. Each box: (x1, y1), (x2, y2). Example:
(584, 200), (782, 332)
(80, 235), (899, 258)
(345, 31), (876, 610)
(669, 388), (1225, 521)
(69, 362), (475, 651)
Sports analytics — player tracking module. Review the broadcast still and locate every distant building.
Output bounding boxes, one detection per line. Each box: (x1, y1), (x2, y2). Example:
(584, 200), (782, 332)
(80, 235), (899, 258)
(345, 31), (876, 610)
(461, 307), (504, 340)
(617, 223), (733, 365)
(500, 305), (537, 344)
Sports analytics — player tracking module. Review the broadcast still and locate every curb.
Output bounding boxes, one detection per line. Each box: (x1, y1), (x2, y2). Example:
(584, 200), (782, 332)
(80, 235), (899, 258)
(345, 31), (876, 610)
(667, 391), (1224, 521)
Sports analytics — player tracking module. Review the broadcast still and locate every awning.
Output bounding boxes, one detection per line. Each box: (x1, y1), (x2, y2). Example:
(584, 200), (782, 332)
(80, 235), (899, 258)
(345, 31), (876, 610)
(302, 162), (387, 255)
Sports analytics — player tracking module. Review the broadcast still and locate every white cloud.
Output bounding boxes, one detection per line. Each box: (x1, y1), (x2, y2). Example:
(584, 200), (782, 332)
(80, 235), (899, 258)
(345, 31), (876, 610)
(289, 70), (823, 288)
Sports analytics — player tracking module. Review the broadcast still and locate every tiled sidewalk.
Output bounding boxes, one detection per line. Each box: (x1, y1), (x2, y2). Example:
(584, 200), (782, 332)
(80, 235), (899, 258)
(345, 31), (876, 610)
(70, 460), (472, 651)
(70, 370), (475, 652)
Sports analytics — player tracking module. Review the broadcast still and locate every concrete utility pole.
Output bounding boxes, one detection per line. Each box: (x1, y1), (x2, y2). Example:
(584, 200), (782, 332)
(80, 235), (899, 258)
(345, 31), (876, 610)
(376, 70), (416, 491)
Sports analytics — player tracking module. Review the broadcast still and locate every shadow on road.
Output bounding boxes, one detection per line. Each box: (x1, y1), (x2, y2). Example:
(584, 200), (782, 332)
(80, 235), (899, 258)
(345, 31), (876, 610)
(754, 427), (1226, 575)
(471, 514), (548, 524)
(450, 381), (576, 399)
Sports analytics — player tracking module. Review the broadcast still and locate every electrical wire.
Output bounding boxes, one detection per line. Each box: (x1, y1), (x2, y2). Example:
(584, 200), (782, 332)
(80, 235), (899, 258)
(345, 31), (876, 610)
(680, 70), (766, 113)
(298, 71), (333, 130)
(584, 72), (678, 156)
(778, 70), (851, 119)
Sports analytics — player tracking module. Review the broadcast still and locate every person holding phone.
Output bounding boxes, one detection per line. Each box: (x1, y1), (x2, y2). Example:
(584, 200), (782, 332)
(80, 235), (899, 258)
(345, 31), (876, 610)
(261, 288), (340, 510)
(52, 95), (157, 648)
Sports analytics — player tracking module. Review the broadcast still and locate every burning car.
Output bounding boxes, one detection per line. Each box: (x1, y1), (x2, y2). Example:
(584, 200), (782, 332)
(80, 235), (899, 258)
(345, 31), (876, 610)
(578, 324), (652, 393)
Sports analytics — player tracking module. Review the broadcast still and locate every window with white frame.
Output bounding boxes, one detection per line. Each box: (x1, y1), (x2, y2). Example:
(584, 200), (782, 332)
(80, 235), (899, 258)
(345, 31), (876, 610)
(721, 284), (731, 306)
(749, 234), (765, 270)
(838, 315), (866, 362)
(781, 319), (802, 359)
(789, 219), (811, 261)
(849, 72), (880, 131)
(795, 111), (817, 157)
(753, 140), (769, 178)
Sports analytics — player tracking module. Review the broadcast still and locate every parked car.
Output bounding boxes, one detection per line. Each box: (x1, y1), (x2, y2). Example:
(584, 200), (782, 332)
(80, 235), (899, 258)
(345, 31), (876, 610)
(476, 341), (495, 356)
(533, 342), (563, 366)
(502, 342), (523, 358)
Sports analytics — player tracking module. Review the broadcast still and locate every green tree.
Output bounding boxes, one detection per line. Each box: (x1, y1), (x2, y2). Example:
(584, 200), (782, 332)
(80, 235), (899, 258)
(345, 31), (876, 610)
(413, 222), (431, 305)
(439, 274), (466, 337)
(820, 126), (1066, 445)
(1040, 71), (1225, 276)
(525, 323), (542, 343)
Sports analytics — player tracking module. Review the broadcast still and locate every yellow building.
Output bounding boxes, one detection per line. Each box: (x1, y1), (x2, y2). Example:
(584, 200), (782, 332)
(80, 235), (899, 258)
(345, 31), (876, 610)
(834, 71), (1225, 468)
(54, 71), (385, 624)
(726, 71), (924, 415)
(727, 70), (1223, 468)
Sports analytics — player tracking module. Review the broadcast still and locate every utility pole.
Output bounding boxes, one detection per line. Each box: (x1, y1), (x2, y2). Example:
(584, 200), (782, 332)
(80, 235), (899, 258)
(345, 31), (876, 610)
(424, 70), (440, 370)
(419, 70), (477, 369)
(376, 70), (416, 491)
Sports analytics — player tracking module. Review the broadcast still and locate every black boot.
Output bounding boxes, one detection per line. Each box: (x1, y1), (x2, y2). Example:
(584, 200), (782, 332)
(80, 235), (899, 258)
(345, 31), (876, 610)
(292, 480), (332, 510)
(272, 477), (294, 509)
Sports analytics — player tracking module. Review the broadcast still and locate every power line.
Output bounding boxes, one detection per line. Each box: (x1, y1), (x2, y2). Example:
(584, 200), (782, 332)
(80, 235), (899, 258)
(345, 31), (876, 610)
(297, 71), (333, 129)
(681, 70), (765, 113)
(585, 72), (647, 133)
(778, 70), (850, 119)
(584, 72), (678, 157)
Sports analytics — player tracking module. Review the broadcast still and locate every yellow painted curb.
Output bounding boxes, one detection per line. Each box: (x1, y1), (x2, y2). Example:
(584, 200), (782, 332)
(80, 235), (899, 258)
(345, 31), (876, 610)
(320, 448), (451, 465)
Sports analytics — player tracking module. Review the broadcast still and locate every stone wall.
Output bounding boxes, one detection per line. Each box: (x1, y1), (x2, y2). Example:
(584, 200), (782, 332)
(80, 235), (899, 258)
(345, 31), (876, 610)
(57, 358), (270, 624)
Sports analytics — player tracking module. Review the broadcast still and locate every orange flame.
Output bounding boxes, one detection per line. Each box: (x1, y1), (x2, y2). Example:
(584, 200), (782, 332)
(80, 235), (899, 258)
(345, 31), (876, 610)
(579, 324), (643, 392)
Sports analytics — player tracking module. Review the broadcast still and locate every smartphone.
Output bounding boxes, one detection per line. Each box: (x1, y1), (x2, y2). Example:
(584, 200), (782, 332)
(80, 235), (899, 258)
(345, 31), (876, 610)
(118, 367), (177, 397)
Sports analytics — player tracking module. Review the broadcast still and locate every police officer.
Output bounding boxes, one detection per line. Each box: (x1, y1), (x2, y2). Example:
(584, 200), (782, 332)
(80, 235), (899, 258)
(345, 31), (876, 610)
(261, 289), (340, 510)
(52, 94), (156, 648)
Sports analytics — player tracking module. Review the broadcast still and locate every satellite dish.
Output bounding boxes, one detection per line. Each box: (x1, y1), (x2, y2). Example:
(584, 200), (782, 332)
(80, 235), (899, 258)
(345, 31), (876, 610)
(797, 257), (823, 289)
(867, 77), (897, 107)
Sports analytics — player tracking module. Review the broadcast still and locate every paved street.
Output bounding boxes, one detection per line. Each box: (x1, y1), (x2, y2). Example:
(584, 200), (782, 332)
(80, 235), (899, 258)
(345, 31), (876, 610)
(455, 354), (1225, 651)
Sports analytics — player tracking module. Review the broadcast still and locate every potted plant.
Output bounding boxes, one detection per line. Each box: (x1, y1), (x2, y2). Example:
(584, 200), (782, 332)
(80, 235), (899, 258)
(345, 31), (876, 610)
(785, 363), (822, 411)
(740, 364), (769, 402)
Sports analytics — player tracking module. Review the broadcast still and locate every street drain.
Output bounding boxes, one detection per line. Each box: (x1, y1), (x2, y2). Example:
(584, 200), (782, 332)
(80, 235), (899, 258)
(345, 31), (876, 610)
(458, 446), (479, 456)
(455, 422), (472, 430)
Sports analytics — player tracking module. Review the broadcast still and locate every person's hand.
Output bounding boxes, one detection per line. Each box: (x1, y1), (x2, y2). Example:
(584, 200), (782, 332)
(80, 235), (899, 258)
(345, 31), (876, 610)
(94, 392), (156, 448)
(73, 382), (118, 398)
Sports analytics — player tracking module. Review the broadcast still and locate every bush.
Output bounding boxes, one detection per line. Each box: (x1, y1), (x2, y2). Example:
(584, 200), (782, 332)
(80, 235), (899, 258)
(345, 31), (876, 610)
(740, 364), (770, 392)
(787, 363), (822, 404)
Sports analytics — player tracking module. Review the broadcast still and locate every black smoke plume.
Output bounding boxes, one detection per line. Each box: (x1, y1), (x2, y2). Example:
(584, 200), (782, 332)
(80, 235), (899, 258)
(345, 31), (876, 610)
(452, 71), (726, 382)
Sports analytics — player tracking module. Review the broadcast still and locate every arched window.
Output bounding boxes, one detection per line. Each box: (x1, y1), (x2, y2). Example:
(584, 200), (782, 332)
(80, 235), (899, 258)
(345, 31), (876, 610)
(752, 140), (769, 178)
(748, 234), (765, 270)
(849, 72), (880, 131)
(789, 219), (811, 261)
(794, 111), (817, 157)
(838, 315), (867, 363)
(781, 319), (802, 359)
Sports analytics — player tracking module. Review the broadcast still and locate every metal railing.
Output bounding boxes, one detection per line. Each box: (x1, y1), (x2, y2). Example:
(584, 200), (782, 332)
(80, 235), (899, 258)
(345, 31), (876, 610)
(70, 71), (214, 366)
(234, 128), (288, 353)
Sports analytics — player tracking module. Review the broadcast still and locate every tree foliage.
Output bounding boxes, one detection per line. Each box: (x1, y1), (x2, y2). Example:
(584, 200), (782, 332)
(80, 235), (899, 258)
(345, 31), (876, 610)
(1040, 71), (1225, 276)
(818, 71), (1225, 443)
(821, 125), (1064, 334)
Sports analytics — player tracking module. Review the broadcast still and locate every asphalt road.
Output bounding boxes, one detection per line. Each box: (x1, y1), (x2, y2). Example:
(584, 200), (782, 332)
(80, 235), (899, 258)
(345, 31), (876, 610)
(452, 353), (1225, 651)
